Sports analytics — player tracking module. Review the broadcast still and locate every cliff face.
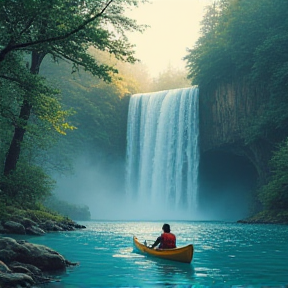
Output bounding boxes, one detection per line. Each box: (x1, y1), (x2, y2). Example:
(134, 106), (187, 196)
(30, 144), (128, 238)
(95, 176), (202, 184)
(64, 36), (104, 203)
(199, 81), (273, 187)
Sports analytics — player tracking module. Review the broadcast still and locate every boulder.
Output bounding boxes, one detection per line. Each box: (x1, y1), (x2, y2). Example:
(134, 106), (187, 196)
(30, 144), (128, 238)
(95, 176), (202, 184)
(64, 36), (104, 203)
(9, 261), (41, 275)
(8, 261), (54, 285)
(0, 214), (86, 235)
(0, 237), (67, 271)
(25, 226), (45, 236)
(39, 220), (63, 232)
(0, 260), (11, 273)
(3, 221), (26, 235)
(0, 237), (78, 287)
(72, 223), (86, 229)
(11, 216), (38, 229)
(0, 271), (34, 288)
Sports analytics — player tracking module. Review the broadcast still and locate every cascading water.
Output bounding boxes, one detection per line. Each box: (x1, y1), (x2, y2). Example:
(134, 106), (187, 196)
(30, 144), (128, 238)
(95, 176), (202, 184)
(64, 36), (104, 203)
(125, 87), (199, 219)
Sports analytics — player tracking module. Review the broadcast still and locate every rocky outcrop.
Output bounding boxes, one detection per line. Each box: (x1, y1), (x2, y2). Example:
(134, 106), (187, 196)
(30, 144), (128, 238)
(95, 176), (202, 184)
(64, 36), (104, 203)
(199, 81), (273, 185)
(0, 211), (85, 286)
(0, 216), (86, 235)
(0, 237), (77, 288)
(199, 81), (269, 150)
(3, 221), (26, 235)
(0, 271), (34, 288)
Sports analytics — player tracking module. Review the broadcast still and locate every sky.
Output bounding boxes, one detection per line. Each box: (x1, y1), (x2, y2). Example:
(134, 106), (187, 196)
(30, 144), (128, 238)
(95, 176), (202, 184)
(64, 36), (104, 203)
(126, 0), (212, 77)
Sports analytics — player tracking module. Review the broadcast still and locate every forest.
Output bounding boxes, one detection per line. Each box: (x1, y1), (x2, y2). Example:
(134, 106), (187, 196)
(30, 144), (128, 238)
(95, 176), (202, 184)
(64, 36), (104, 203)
(0, 0), (287, 222)
(185, 0), (288, 222)
(0, 0), (190, 221)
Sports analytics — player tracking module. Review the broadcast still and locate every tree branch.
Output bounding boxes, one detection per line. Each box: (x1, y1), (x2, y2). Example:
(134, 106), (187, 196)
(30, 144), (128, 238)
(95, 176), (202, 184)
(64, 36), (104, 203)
(0, 74), (23, 85)
(0, 0), (114, 62)
(0, 74), (37, 92)
(19, 17), (36, 36)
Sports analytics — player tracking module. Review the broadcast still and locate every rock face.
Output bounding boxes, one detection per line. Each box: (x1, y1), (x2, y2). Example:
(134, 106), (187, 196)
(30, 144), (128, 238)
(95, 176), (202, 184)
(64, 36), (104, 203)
(195, 80), (288, 219)
(0, 272), (34, 288)
(0, 212), (85, 286)
(0, 237), (77, 288)
(0, 237), (67, 271)
(3, 221), (26, 235)
(199, 81), (274, 185)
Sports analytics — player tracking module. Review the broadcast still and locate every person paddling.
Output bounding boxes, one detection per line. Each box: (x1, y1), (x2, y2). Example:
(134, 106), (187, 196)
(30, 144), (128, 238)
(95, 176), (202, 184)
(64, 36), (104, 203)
(150, 223), (176, 249)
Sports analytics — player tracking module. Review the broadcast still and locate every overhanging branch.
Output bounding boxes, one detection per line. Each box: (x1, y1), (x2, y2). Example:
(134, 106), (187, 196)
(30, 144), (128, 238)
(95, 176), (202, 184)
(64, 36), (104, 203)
(0, 0), (115, 62)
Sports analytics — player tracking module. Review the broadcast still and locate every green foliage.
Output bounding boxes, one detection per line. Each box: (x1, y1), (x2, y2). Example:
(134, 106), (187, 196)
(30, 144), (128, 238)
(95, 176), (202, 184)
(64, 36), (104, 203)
(185, 0), (288, 137)
(185, 0), (288, 143)
(259, 138), (288, 211)
(44, 195), (91, 221)
(0, 0), (149, 214)
(244, 210), (288, 224)
(39, 55), (140, 160)
(0, 200), (8, 219)
(0, 162), (55, 208)
(25, 207), (73, 224)
(185, 0), (233, 88)
(0, 0), (147, 75)
(185, 0), (288, 221)
(0, 205), (74, 224)
(186, 0), (287, 86)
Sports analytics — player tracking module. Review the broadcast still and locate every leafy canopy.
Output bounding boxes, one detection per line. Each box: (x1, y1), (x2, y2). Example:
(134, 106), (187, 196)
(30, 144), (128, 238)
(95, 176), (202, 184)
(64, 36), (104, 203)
(0, 0), (148, 212)
(0, 0), (147, 79)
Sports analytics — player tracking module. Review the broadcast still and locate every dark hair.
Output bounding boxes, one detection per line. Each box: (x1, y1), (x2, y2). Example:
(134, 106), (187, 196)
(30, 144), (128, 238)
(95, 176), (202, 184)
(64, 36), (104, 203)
(162, 223), (170, 233)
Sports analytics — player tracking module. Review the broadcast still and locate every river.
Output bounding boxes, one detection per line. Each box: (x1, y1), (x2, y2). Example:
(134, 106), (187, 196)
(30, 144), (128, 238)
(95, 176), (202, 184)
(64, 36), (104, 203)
(19, 221), (288, 287)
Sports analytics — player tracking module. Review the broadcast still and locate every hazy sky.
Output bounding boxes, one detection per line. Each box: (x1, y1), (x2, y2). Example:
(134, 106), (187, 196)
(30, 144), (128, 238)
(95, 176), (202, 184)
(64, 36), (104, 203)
(127, 0), (212, 77)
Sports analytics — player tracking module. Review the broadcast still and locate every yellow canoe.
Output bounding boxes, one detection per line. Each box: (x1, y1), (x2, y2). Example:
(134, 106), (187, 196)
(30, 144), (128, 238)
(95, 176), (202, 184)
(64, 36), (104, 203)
(133, 236), (193, 264)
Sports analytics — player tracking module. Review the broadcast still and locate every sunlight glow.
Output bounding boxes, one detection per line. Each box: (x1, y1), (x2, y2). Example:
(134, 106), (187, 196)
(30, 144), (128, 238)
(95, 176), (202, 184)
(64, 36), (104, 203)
(126, 0), (212, 77)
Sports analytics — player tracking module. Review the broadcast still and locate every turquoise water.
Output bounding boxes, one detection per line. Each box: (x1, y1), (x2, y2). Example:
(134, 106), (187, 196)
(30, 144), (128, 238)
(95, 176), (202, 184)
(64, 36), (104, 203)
(21, 221), (287, 287)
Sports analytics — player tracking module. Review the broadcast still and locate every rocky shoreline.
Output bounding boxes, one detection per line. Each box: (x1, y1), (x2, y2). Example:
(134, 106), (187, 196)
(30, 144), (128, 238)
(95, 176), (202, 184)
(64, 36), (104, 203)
(237, 210), (288, 225)
(0, 216), (86, 287)
(0, 216), (86, 236)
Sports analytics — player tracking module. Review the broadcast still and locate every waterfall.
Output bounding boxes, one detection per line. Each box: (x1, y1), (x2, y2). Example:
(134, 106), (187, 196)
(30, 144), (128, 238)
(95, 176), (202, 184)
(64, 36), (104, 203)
(125, 87), (199, 219)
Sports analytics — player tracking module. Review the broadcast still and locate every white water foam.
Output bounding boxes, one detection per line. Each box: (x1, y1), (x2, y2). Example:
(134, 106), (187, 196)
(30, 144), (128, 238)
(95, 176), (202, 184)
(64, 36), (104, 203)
(125, 87), (199, 219)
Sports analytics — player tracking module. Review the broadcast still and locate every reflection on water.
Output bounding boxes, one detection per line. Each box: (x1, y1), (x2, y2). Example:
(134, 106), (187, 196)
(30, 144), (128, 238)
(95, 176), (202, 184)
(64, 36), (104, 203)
(11, 221), (288, 287)
(155, 260), (196, 283)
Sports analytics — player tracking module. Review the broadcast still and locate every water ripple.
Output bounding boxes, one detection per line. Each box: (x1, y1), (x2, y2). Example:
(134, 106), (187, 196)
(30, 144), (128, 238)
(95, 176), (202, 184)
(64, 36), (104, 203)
(18, 221), (288, 288)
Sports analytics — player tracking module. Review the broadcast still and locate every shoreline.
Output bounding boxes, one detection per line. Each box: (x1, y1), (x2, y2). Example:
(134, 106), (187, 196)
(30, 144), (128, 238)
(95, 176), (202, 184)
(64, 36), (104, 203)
(0, 212), (86, 288)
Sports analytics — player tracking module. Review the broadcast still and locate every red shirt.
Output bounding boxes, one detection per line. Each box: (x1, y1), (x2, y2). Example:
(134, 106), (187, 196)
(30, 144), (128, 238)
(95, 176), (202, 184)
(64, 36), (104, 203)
(159, 232), (176, 249)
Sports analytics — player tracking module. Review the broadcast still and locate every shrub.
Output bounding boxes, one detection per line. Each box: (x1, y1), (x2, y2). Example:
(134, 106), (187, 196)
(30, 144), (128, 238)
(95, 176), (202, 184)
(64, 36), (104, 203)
(259, 138), (288, 211)
(1, 162), (55, 208)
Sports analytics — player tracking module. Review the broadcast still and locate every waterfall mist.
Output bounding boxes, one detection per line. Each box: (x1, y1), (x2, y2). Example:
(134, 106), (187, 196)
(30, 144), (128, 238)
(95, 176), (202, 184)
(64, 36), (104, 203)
(125, 87), (200, 220)
(52, 87), (256, 221)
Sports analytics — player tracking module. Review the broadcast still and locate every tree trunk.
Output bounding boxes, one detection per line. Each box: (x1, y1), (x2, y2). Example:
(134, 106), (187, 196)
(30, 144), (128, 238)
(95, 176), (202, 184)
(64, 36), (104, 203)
(3, 51), (46, 176)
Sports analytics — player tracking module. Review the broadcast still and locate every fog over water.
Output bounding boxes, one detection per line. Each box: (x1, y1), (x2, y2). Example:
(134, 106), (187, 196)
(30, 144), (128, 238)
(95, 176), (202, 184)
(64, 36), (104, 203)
(53, 155), (256, 222)
(53, 155), (196, 221)
(53, 155), (128, 220)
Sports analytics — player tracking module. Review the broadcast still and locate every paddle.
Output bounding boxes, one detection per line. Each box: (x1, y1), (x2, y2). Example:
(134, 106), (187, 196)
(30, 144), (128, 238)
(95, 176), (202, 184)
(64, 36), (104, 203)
(143, 239), (155, 247)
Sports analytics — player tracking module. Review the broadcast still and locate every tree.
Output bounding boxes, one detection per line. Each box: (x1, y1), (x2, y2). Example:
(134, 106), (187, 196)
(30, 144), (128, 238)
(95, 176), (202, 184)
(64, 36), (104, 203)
(38, 48), (151, 162)
(184, 0), (288, 219)
(0, 0), (147, 177)
(259, 138), (288, 213)
(185, 0), (288, 141)
(0, 0), (146, 65)
(184, 0), (231, 88)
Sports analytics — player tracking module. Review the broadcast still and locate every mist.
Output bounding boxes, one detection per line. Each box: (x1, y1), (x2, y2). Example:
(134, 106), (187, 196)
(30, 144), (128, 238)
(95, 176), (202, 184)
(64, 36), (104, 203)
(52, 94), (258, 222)
(52, 149), (257, 221)
(53, 154), (202, 221)
(53, 154), (127, 220)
